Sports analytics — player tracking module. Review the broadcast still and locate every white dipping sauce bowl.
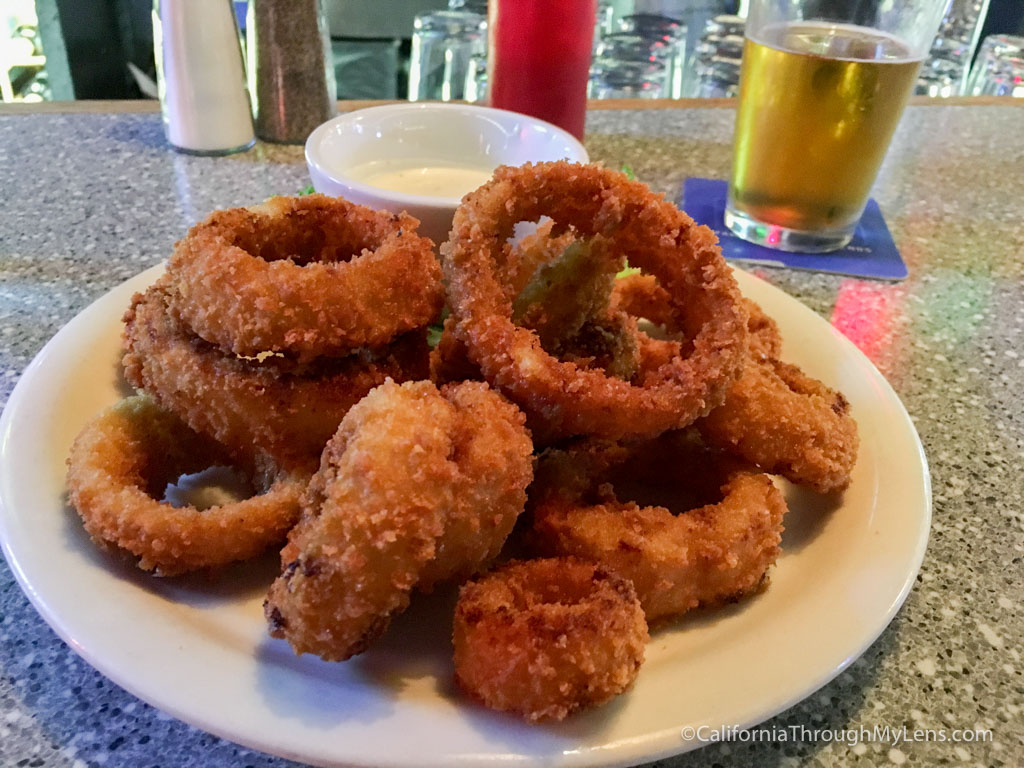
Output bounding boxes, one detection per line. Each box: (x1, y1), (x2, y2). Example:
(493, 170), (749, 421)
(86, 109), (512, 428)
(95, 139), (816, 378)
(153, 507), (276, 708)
(305, 103), (589, 246)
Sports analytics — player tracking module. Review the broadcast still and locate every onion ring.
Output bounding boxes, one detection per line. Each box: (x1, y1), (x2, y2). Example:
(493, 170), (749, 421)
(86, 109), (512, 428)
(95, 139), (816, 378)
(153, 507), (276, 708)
(612, 274), (780, 361)
(609, 272), (680, 333)
(441, 161), (748, 441)
(611, 275), (855, 491)
(66, 395), (304, 576)
(453, 557), (648, 721)
(743, 297), (783, 361)
(417, 381), (535, 592)
(164, 194), (442, 362)
(432, 221), (630, 387)
(698, 358), (859, 493)
(429, 315), (482, 385)
(123, 282), (429, 473)
(264, 380), (533, 661)
(431, 308), (640, 393)
(528, 431), (787, 623)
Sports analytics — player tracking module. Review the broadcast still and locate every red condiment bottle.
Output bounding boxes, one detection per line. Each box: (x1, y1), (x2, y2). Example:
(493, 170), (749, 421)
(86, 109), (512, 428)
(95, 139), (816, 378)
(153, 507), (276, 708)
(487, 0), (596, 140)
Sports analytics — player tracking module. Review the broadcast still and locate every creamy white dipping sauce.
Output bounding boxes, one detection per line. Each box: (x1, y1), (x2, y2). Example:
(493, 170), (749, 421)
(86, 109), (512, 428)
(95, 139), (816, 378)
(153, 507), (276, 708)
(347, 161), (493, 199)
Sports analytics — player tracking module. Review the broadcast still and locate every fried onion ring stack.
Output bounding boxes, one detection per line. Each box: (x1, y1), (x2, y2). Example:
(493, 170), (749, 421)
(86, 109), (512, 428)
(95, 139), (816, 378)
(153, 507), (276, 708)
(431, 161), (859, 717)
(68, 194), (441, 576)
(64, 167), (862, 724)
(124, 195), (440, 474)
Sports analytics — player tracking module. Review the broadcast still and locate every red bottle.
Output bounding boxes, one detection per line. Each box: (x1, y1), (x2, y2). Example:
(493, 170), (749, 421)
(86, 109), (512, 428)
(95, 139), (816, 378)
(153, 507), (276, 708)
(487, 0), (596, 140)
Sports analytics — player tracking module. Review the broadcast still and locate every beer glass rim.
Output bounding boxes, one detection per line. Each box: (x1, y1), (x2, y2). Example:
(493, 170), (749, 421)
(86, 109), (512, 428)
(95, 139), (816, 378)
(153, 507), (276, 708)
(745, 0), (950, 58)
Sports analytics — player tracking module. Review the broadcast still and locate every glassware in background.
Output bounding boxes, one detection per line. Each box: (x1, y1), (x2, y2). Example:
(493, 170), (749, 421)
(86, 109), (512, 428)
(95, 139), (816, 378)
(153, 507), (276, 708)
(726, 0), (948, 252)
(692, 14), (745, 97)
(590, 32), (669, 99)
(464, 49), (489, 102)
(153, 0), (255, 155)
(633, 0), (732, 94)
(488, 0), (595, 140)
(618, 14), (687, 97)
(916, 0), (992, 96)
(448, 0), (488, 12)
(247, 0), (337, 144)
(332, 38), (401, 100)
(408, 9), (486, 102)
(595, 0), (616, 50)
(1, 2), (47, 103)
(965, 34), (1024, 96)
(448, 0), (489, 103)
(19, 70), (49, 102)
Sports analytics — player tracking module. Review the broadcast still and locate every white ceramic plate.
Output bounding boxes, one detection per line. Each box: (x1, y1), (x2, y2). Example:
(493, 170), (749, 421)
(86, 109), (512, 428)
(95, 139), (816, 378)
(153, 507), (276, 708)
(0, 265), (929, 768)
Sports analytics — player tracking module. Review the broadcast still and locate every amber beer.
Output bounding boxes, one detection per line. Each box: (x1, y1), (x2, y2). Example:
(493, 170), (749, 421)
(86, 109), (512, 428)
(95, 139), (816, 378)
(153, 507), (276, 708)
(727, 22), (921, 246)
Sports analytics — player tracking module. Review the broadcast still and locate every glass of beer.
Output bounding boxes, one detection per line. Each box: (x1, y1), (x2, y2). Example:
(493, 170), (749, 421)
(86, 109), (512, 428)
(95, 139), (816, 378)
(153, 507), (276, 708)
(726, 0), (948, 252)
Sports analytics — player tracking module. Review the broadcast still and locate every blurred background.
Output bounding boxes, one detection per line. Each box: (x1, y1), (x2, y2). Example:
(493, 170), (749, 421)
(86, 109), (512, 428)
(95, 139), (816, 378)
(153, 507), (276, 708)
(1, 0), (1022, 104)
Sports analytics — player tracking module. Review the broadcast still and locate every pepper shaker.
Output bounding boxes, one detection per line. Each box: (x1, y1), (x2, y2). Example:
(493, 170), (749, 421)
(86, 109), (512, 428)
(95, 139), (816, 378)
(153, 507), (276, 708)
(246, 0), (338, 144)
(153, 0), (255, 155)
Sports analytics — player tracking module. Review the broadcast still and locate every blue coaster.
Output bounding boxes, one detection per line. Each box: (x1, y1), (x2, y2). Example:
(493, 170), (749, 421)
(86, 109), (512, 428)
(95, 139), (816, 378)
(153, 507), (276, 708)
(681, 178), (908, 281)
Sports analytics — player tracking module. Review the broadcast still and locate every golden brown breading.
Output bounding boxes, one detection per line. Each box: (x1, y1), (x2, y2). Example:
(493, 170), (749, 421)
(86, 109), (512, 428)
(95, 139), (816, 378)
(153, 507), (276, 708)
(612, 274), (855, 492)
(164, 194), (442, 363)
(529, 431), (787, 623)
(264, 380), (533, 661)
(698, 358), (859, 493)
(123, 282), (429, 474)
(441, 161), (748, 442)
(453, 557), (648, 721)
(67, 395), (304, 576)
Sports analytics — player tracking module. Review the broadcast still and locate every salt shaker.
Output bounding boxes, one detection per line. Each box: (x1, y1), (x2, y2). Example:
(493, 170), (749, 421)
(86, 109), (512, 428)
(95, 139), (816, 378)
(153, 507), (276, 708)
(247, 0), (338, 144)
(153, 0), (255, 155)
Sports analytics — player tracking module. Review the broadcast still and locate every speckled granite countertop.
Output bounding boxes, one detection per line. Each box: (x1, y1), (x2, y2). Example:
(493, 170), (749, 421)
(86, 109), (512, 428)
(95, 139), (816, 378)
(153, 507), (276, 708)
(0, 104), (1022, 768)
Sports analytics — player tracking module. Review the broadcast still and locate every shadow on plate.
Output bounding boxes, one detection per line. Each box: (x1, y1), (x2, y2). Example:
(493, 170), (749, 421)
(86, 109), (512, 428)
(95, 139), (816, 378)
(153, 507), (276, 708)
(251, 584), (463, 728)
(352, 585), (458, 694)
(60, 493), (282, 606)
(251, 578), (628, 751)
(253, 635), (398, 727)
(450, 682), (633, 755)
(780, 481), (843, 555)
